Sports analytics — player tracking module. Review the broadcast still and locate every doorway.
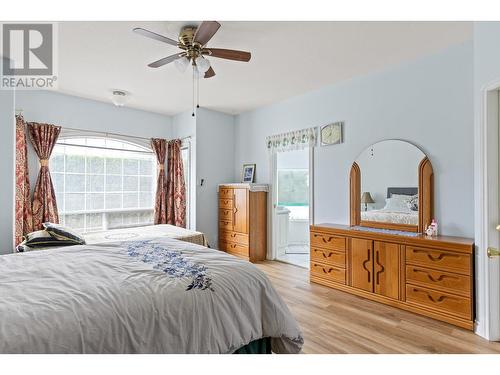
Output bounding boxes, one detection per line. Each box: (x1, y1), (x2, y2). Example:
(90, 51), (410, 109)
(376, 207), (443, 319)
(476, 85), (500, 341)
(273, 148), (311, 268)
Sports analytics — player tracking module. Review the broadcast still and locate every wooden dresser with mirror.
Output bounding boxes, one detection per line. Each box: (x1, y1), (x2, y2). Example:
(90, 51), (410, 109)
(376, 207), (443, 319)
(310, 140), (474, 330)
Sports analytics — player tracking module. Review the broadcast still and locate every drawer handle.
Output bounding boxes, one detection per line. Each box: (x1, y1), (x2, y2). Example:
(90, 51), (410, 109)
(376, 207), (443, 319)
(318, 266), (336, 274)
(314, 249), (334, 258)
(413, 269), (458, 283)
(231, 233), (236, 237)
(413, 249), (459, 262)
(374, 249), (385, 285)
(313, 234), (335, 244)
(362, 248), (372, 283)
(412, 288), (456, 304)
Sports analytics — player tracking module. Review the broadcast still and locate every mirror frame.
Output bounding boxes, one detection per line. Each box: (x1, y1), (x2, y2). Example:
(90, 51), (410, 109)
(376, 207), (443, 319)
(349, 150), (434, 233)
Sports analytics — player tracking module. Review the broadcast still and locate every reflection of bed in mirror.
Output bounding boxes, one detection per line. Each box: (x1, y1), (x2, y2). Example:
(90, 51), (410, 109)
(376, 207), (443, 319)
(361, 187), (418, 225)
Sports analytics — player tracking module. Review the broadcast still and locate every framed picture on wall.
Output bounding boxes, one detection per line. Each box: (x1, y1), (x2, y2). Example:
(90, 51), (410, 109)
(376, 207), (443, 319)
(241, 164), (256, 183)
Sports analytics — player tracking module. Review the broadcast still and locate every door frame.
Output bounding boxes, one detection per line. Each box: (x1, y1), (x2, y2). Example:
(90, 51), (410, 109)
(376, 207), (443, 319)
(475, 79), (500, 340)
(269, 147), (315, 260)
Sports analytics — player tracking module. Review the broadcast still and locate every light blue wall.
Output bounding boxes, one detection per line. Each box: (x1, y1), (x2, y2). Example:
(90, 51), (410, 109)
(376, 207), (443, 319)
(16, 91), (172, 192)
(172, 108), (235, 245)
(235, 42), (474, 237)
(0, 58), (15, 254)
(196, 108), (235, 247)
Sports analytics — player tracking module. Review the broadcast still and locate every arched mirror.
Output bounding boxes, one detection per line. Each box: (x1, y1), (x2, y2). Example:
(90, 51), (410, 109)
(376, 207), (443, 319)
(350, 140), (434, 233)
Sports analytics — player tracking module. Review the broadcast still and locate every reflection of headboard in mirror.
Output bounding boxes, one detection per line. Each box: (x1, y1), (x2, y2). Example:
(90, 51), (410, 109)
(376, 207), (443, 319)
(386, 187), (418, 198)
(350, 140), (434, 233)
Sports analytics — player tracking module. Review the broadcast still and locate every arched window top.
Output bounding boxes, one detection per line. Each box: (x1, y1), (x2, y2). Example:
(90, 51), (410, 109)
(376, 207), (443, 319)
(58, 136), (151, 153)
(51, 135), (156, 233)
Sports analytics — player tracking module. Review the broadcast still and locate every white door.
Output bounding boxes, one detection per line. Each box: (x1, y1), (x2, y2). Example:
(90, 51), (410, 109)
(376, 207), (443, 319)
(488, 90), (500, 339)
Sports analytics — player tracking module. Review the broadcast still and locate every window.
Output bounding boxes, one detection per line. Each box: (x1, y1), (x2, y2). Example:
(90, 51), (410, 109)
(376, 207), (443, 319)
(51, 137), (156, 233)
(277, 169), (309, 220)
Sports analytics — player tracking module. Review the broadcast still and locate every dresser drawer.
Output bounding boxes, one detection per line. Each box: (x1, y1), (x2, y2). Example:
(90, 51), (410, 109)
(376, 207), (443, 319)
(406, 246), (471, 275)
(310, 261), (346, 285)
(219, 188), (233, 199)
(406, 265), (470, 296)
(219, 198), (233, 209)
(310, 232), (346, 252)
(219, 208), (233, 222)
(406, 285), (471, 319)
(219, 220), (232, 231)
(310, 247), (346, 268)
(220, 230), (249, 246)
(220, 240), (249, 258)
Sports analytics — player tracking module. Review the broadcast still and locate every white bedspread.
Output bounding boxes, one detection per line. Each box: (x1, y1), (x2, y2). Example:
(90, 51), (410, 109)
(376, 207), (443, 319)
(0, 237), (303, 353)
(361, 209), (418, 225)
(84, 224), (208, 247)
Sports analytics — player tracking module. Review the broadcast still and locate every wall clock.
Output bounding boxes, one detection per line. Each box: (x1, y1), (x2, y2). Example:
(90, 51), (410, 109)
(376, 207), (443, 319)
(320, 122), (343, 146)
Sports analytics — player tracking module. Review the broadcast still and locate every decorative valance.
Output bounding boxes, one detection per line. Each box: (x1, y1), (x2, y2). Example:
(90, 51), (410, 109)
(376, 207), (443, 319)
(266, 127), (317, 153)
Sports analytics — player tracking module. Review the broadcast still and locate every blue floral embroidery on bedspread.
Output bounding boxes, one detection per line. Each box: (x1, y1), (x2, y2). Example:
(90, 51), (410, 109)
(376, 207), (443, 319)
(125, 240), (214, 291)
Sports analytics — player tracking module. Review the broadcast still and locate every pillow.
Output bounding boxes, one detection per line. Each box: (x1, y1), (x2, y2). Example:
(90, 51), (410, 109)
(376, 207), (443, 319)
(390, 193), (412, 201)
(406, 194), (419, 211)
(383, 197), (411, 212)
(20, 229), (77, 249)
(43, 223), (86, 245)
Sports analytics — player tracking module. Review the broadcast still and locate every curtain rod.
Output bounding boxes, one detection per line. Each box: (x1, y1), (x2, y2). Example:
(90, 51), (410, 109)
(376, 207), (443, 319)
(61, 126), (192, 143)
(13, 116), (191, 142)
(62, 126), (153, 142)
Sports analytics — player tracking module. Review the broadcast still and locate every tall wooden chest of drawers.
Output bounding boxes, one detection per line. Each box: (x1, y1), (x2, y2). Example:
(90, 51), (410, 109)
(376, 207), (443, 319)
(218, 184), (268, 262)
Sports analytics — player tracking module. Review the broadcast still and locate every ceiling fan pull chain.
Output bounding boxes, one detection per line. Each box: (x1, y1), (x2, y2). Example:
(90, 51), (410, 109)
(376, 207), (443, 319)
(197, 73), (200, 109)
(192, 65), (195, 117)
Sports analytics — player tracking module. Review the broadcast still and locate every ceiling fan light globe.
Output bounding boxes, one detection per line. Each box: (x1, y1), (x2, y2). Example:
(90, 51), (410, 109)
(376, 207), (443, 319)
(175, 56), (190, 73)
(195, 56), (211, 74)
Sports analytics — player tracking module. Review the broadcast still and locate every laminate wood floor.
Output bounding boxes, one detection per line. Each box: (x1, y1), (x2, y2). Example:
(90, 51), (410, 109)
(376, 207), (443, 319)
(256, 260), (500, 354)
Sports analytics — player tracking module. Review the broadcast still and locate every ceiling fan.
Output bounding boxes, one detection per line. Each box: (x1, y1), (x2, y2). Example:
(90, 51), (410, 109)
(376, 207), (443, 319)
(133, 21), (251, 78)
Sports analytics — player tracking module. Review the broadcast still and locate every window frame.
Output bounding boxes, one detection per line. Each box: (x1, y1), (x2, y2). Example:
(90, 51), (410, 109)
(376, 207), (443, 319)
(51, 136), (157, 233)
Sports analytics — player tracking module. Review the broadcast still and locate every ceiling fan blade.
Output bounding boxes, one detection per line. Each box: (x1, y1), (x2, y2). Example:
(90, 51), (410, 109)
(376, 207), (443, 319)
(204, 66), (216, 78)
(194, 21), (221, 46)
(206, 48), (251, 62)
(133, 27), (178, 47)
(148, 53), (185, 68)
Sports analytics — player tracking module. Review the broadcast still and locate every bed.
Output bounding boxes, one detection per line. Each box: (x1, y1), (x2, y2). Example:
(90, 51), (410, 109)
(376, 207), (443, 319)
(0, 236), (303, 354)
(84, 224), (208, 247)
(361, 187), (418, 225)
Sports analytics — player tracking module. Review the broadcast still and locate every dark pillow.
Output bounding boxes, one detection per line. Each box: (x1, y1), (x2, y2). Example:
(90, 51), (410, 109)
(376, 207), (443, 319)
(43, 223), (86, 245)
(18, 229), (77, 251)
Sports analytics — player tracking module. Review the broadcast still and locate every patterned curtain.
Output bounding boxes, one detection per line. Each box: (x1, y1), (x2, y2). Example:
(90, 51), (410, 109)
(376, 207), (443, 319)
(14, 115), (33, 245)
(166, 139), (186, 228)
(151, 138), (168, 224)
(266, 127), (317, 153)
(28, 122), (62, 230)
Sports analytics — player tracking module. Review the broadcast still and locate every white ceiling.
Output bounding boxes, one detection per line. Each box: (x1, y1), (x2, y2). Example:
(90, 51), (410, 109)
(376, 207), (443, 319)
(57, 21), (472, 116)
